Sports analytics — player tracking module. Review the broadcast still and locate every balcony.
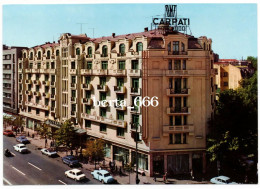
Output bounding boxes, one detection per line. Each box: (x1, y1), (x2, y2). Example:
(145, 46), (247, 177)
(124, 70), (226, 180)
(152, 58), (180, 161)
(69, 69), (77, 74)
(34, 80), (41, 85)
(114, 86), (126, 94)
(167, 107), (191, 115)
(81, 113), (127, 128)
(114, 103), (127, 111)
(128, 69), (141, 77)
(109, 69), (126, 76)
(97, 85), (108, 92)
(82, 98), (93, 105)
(165, 70), (189, 76)
(71, 97), (77, 103)
(25, 90), (32, 95)
(42, 92), (50, 98)
(93, 69), (108, 75)
(49, 69), (56, 74)
(19, 79), (22, 83)
(33, 91), (41, 97)
(81, 84), (93, 91)
(51, 94), (55, 99)
(32, 68), (40, 73)
(168, 51), (188, 56)
(71, 111), (76, 117)
(42, 81), (50, 86)
(25, 69), (32, 73)
(130, 106), (141, 114)
(81, 69), (93, 75)
(166, 88), (190, 96)
(117, 53), (126, 57)
(25, 79), (32, 84)
(130, 88), (141, 95)
(50, 106), (56, 112)
(163, 125), (194, 134)
(51, 81), (56, 86)
(71, 83), (76, 88)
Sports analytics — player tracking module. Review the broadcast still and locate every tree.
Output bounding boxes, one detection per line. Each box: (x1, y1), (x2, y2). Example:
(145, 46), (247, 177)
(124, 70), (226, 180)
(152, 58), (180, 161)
(12, 115), (25, 135)
(3, 115), (13, 130)
(54, 119), (76, 154)
(82, 138), (105, 169)
(37, 122), (51, 147)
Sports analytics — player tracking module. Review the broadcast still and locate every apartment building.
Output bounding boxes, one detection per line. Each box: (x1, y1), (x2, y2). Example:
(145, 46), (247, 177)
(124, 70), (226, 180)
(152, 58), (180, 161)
(18, 25), (215, 177)
(3, 45), (27, 114)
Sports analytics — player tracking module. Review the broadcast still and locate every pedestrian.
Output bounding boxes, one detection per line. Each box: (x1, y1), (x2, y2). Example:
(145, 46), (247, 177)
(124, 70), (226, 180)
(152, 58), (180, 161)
(163, 171), (167, 183)
(17, 128), (20, 133)
(50, 141), (53, 147)
(28, 131), (30, 137)
(153, 173), (157, 182)
(45, 138), (47, 146)
(21, 126), (24, 133)
(190, 169), (194, 180)
(32, 133), (34, 138)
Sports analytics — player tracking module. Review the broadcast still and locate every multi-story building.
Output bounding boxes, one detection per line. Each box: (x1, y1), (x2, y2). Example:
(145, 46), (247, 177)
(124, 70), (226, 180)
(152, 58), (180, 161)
(3, 45), (27, 114)
(18, 25), (215, 177)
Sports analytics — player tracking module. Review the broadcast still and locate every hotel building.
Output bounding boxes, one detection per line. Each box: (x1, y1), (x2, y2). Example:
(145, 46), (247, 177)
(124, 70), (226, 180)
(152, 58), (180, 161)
(18, 25), (215, 177)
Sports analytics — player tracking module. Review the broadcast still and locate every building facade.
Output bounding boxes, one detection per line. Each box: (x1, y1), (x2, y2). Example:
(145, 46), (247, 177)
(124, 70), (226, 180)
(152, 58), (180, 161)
(18, 26), (215, 177)
(3, 45), (26, 114)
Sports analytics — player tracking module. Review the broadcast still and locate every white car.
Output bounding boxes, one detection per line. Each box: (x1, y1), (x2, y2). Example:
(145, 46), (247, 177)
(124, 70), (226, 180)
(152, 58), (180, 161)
(41, 148), (57, 157)
(91, 169), (115, 184)
(210, 176), (237, 184)
(65, 169), (86, 181)
(13, 144), (28, 153)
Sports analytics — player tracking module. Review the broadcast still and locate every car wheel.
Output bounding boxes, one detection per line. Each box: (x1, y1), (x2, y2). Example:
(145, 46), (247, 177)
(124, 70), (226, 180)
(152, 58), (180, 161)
(101, 180), (104, 184)
(74, 178), (77, 181)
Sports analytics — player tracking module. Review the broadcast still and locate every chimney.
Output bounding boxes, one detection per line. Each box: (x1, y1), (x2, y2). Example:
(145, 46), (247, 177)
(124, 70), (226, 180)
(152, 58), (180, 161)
(112, 33), (115, 38)
(144, 27), (148, 32)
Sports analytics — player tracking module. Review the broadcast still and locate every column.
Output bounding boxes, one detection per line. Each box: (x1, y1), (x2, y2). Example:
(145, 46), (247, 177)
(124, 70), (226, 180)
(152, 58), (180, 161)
(149, 153), (153, 177)
(202, 152), (206, 174)
(110, 145), (114, 161)
(189, 152), (193, 170)
(164, 154), (167, 173)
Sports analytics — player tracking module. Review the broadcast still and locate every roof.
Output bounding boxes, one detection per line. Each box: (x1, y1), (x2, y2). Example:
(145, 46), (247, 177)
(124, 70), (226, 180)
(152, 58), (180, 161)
(31, 42), (59, 50)
(148, 37), (164, 49)
(219, 59), (239, 62)
(188, 38), (202, 49)
(71, 169), (81, 173)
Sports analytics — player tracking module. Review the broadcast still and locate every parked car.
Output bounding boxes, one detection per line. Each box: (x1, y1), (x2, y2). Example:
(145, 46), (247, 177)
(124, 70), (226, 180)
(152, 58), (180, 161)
(65, 169), (86, 181)
(3, 130), (14, 137)
(41, 148), (57, 157)
(13, 144), (28, 153)
(16, 136), (30, 144)
(91, 170), (115, 184)
(210, 176), (237, 184)
(62, 155), (79, 167)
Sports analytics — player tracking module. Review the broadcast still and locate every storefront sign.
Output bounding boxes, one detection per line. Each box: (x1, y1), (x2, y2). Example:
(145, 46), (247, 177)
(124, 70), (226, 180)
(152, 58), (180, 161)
(152, 5), (190, 32)
(45, 119), (62, 128)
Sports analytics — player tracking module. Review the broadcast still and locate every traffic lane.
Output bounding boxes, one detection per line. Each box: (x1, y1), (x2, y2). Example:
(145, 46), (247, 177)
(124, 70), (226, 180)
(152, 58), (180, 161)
(4, 136), (100, 185)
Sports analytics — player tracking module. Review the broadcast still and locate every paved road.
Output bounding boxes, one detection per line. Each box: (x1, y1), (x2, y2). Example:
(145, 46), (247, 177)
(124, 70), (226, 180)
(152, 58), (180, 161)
(3, 135), (101, 185)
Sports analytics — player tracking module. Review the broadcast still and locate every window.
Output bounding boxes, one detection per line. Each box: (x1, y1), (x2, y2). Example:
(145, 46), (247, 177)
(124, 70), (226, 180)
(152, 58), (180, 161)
(223, 72), (228, 77)
(85, 76), (91, 84)
(100, 108), (106, 117)
(131, 60), (138, 69)
(56, 50), (59, 56)
(119, 44), (125, 54)
(28, 107), (31, 112)
(102, 45), (108, 57)
(28, 95), (32, 102)
(169, 78), (173, 89)
(23, 52), (26, 58)
(132, 78), (139, 89)
(36, 85), (40, 92)
(71, 90), (76, 97)
(30, 52), (33, 59)
(51, 62), (55, 69)
(47, 51), (51, 59)
(117, 78), (124, 87)
(136, 42), (143, 52)
(71, 76), (76, 83)
(184, 116), (187, 125)
(132, 96), (139, 111)
(36, 74), (40, 80)
(71, 61), (75, 69)
(51, 75), (55, 82)
(175, 133), (181, 144)
(224, 82), (228, 86)
(100, 124), (107, 132)
(117, 94), (124, 101)
(101, 61), (108, 69)
(169, 134), (173, 144)
(172, 41), (179, 53)
(100, 92), (106, 101)
(85, 105), (91, 114)
(29, 63), (33, 69)
(168, 60), (172, 70)
(174, 60), (181, 70)
(117, 111), (124, 120)
(117, 128), (125, 137)
(45, 98), (49, 106)
(183, 78), (187, 89)
(183, 133), (187, 144)
(36, 96), (40, 103)
(87, 47), (92, 57)
(51, 88), (55, 95)
(183, 97), (187, 107)
(85, 120), (91, 128)
(118, 61), (125, 70)
(85, 91), (91, 99)
(87, 61), (92, 69)
(37, 62), (41, 69)
(71, 104), (76, 111)
(169, 116), (173, 125)
(45, 75), (49, 81)
(76, 48), (80, 55)
(100, 77), (106, 86)
(45, 111), (49, 117)
(181, 43), (185, 52)
(167, 42), (171, 51)
(37, 51), (41, 59)
(175, 116), (182, 125)
(182, 60), (186, 70)
(132, 114), (139, 125)
(62, 48), (68, 57)
(46, 62), (50, 69)
(51, 101), (55, 108)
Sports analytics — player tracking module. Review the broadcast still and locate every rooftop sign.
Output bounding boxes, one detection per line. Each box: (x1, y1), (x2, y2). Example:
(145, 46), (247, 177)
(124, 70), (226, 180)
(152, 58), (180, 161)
(152, 5), (190, 32)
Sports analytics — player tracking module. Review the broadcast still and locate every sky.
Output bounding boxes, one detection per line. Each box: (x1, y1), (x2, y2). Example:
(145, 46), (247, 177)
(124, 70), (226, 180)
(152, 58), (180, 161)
(2, 3), (258, 59)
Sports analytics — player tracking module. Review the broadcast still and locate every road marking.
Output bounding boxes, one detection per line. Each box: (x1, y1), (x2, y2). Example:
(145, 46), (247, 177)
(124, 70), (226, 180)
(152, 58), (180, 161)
(28, 162), (42, 171)
(12, 166), (26, 176)
(58, 180), (67, 185)
(3, 177), (12, 185)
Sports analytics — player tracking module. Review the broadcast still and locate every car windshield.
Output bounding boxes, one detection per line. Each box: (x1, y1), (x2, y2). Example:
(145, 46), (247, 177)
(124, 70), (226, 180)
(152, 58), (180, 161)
(48, 149), (55, 152)
(68, 157), (76, 160)
(225, 179), (231, 184)
(104, 173), (111, 177)
(76, 171), (83, 175)
(20, 136), (26, 139)
(20, 146), (26, 148)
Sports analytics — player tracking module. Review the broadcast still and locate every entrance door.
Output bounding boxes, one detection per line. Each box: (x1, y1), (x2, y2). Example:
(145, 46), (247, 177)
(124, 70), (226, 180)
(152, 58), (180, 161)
(153, 155), (164, 175)
(167, 154), (189, 176)
(192, 154), (203, 180)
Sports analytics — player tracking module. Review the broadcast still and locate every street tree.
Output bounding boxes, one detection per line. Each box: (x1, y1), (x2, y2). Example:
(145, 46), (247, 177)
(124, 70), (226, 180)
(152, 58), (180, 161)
(12, 115), (25, 135)
(37, 122), (51, 147)
(3, 115), (13, 130)
(82, 138), (105, 169)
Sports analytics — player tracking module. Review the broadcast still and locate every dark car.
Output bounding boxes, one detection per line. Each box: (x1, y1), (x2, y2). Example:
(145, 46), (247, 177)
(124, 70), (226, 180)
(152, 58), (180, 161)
(62, 155), (79, 167)
(16, 136), (30, 144)
(3, 130), (14, 137)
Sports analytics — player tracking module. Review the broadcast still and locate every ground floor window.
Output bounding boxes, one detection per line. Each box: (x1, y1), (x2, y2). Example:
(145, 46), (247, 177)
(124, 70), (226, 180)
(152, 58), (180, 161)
(113, 145), (129, 164)
(104, 143), (111, 158)
(167, 154), (189, 175)
(131, 152), (148, 170)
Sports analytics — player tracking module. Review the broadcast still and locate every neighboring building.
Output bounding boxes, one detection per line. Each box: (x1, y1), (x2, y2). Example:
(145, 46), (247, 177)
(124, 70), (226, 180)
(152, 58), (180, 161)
(3, 45), (27, 114)
(18, 25), (215, 177)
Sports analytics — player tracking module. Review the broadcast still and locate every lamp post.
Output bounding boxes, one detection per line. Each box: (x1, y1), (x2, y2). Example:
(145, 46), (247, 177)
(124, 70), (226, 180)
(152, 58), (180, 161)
(131, 122), (141, 184)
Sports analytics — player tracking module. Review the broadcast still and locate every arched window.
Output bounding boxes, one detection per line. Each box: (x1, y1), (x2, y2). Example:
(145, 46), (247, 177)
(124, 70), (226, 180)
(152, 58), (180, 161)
(23, 53), (26, 58)
(209, 44), (211, 51)
(38, 51), (41, 59)
(56, 50), (59, 56)
(30, 52), (33, 59)
(167, 42), (171, 52)
(87, 47), (92, 57)
(102, 45), (108, 57)
(136, 42), (143, 52)
(47, 51), (51, 59)
(181, 43), (185, 52)
(119, 44), (125, 54)
(76, 48), (80, 55)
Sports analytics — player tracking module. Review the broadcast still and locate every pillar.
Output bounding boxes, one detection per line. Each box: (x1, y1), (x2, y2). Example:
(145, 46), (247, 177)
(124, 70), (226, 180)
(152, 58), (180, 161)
(111, 145), (114, 161)
(202, 152), (206, 174)
(189, 152), (193, 170)
(164, 154), (167, 173)
(149, 153), (153, 177)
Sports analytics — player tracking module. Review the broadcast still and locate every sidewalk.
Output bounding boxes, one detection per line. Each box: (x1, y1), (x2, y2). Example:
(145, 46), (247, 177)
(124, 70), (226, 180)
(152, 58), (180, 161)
(8, 126), (209, 184)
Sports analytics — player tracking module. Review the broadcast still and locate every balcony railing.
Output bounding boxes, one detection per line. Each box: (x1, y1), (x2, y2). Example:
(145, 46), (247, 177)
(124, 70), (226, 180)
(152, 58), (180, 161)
(117, 53), (126, 57)
(81, 84), (92, 90)
(128, 69), (141, 77)
(130, 88), (141, 95)
(114, 86), (126, 94)
(166, 88), (190, 96)
(82, 98), (93, 105)
(168, 51), (188, 55)
(81, 69), (93, 75)
(163, 125), (194, 134)
(97, 85), (108, 92)
(167, 107), (191, 114)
